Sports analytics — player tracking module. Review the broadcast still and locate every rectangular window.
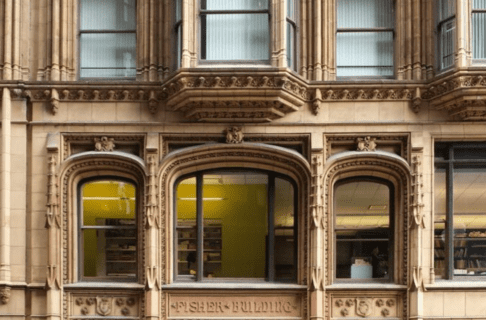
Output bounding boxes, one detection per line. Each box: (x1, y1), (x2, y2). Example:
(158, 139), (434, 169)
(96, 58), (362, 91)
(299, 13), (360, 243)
(434, 142), (486, 279)
(336, 0), (395, 77)
(79, 0), (136, 78)
(200, 0), (270, 62)
(437, 0), (455, 69)
(175, 0), (182, 68)
(287, 0), (297, 71)
(472, 0), (486, 60)
(175, 171), (296, 282)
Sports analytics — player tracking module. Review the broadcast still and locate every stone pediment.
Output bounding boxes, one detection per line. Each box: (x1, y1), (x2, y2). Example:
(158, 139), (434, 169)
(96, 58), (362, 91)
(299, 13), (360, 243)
(161, 71), (309, 122)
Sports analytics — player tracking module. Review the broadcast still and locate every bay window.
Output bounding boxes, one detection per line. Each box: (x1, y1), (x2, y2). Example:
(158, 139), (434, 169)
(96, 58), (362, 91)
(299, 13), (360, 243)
(434, 142), (486, 279)
(437, 0), (455, 69)
(80, 179), (138, 280)
(174, 170), (297, 282)
(334, 178), (393, 281)
(472, 0), (486, 61)
(200, 0), (270, 62)
(336, 0), (395, 77)
(79, 0), (136, 78)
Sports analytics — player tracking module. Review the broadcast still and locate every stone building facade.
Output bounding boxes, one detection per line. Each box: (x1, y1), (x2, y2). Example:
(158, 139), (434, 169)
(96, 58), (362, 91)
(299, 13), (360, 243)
(0, 0), (486, 319)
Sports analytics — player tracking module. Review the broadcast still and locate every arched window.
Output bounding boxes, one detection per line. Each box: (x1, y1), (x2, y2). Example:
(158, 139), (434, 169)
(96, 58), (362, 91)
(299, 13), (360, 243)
(334, 178), (394, 281)
(79, 178), (138, 281)
(174, 170), (297, 282)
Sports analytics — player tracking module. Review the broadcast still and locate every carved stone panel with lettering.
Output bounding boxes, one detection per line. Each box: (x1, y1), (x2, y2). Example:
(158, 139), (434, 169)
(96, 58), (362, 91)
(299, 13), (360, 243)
(169, 295), (301, 318)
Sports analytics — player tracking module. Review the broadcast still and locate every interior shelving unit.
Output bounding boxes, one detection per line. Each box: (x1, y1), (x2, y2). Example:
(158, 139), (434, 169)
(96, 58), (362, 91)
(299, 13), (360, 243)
(104, 219), (137, 278)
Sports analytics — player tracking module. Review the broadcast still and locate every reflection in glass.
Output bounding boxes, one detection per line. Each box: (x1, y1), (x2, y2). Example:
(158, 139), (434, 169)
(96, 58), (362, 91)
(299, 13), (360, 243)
(335, 180), (390, 279)
(434, 168), (446, 278)
(176, 177), (197, 277)
(81, 180), (136, 279)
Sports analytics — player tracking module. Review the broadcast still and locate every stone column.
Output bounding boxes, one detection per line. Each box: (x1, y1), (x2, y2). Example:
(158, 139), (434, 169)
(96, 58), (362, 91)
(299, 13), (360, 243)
(456, 0), (469, 68)
(3, 0), (12, 79)
(0, 88), (11, 283)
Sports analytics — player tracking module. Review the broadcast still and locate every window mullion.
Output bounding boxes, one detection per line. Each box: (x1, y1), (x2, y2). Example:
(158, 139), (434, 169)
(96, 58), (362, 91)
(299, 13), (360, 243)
(196, 173), (204, 281)
(446, 150), (454, 279)
(268, 174), (275, 282)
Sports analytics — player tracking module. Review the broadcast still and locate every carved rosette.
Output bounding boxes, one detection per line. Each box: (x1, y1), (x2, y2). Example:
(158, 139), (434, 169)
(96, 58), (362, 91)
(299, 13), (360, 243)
(71, 295), (139, 317)
(332, 297), (398, 318)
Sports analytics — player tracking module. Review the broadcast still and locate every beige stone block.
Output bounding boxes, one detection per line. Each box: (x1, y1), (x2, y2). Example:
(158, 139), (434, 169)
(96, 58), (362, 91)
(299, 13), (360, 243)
(11, 100), (27, 121)
(10, 137), (26, 156)
(92, 103), (117, 121)
(31, 156), (47, 175)
(31, 265), (47, 283)
(463, 124), (486, 135)
(10, 210), (26, 228)
(116, 102), (141, 121)
(444, 291), (465, 317)
(440, 124), (464, 136)
(11, 173), (26, 192)
(32, 210), (47, 230)
(31, 229), (48, 248)
(11, 124), (27, 137)
(31, 192), (47, 210)
(423, 291), (444, 316)
(11, 191), (26, 210)
(328, 102), (356, 122)
(82, 125), (105, 133)
(31, 247), (48, 266)
(10, 264), (26, 282)
(355, 103), (380, 122)
(11, 154), (26, 173)
(465, 291), (486, 316)
(11, 246), (26, 265)
(31, 290), (47, 315)
(67, 102), (93, 121)
(31, 102), (47, 121)
(46, 101), (69, 122)
(31, 136), (47, 156)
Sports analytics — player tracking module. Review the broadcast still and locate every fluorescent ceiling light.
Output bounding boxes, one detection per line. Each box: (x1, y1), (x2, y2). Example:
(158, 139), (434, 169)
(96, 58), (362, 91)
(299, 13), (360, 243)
(368, 205), (387, 210)
(83, 197), (135, 200)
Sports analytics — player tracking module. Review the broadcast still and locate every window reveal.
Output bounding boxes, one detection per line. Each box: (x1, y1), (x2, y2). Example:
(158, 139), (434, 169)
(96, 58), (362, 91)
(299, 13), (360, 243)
(334, 179), (393, 280)
(200, 0), (270, 61)
(79, 0), (136, 78)
(336, 0), (395, 77)
(175, 171), (296, 282)
(80, 180), (137, 280)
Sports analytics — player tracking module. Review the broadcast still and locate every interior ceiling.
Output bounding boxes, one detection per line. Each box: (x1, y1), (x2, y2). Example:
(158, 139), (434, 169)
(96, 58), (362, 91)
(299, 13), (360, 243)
(179, 173), (268, 185)
(435, 169), (486, 229)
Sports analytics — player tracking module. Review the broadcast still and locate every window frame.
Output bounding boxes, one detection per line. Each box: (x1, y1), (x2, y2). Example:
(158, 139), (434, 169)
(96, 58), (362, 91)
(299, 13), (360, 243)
(286, 0), (298, 71)
(78, 0), (137, 80)
(471, 3), (486, 63)
(78, 176), (140, 282)
(173, 169), (298, 283)
(436, 0), (456, 71)
(434, 142), (486, 280)
(335, 0), (396, 79)
(198, 0), (271, 64)
(333, 176), (395, 283)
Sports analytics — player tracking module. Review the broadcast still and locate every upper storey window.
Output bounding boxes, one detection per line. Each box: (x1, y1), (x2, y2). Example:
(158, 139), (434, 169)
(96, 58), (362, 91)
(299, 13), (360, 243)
(437, 0), (455, 69)
(472, 0), (486, 61)
(287, 0), (298, 71)
(79, 0), (136, 78)
(200, 0), (270, 62)
(336, 0), (395, 77)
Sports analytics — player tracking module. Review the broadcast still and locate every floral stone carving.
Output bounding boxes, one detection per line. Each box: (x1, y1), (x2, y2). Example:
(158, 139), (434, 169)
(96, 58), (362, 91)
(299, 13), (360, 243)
(94, 136), (115, 152)
(225, 127), (244, 144)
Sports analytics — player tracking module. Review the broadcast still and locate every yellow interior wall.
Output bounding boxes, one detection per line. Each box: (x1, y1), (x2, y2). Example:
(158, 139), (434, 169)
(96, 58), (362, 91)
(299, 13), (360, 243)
(177, 183), (268, 278)
(82, 181), (135, 277)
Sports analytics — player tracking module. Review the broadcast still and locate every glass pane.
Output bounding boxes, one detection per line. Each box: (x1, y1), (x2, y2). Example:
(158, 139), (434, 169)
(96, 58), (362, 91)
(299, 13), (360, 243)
(203, 172), (268, 278)
(80, 33), (136, 78)
(176, 177), (197, 277)
(337, 0), (394, 28)
(472, 12), (486, 59)
(434, 168), (446, 278)
(337, 32), (394, 77)
(176, 0), (182, 21)
(203, 0), (268, 10)
(335, 181), (390, 279)
(287, 0), (295, 19)
(80, 0), (136, 30)
(453, 168), (486, 276)
(287, 23), (294, 70)
(454, 146), (486, 160)
(81, 180), (136, 279)
(275, 178), (295, 281)
(438, 0), (455, 21)
(473, 0), (486, 9)
(440, 19), (455, 69)
(204, 13), (269, 60)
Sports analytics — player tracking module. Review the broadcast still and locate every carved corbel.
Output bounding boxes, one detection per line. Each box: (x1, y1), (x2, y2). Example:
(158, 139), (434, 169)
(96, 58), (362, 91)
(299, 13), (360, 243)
(311, 266), (324, 291)
(50, 89), (59, 114)
(0, 286), (10, 304)
(412, 87), (422, 113)
(410, 155), (425, 229)
(312, 89), (323, 115)
(410, 266), (427, 292)
(148, 90), (158, 114)
(145, 266), (160, 290)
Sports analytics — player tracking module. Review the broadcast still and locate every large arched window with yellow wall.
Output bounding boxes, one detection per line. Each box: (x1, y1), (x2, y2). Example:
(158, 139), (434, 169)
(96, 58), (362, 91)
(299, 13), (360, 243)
(174, 170), (297, 282)
(79, 178), (138, 281)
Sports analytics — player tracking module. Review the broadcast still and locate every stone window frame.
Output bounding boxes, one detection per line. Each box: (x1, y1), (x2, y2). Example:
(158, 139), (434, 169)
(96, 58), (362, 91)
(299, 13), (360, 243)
(436, 0), (456, 71)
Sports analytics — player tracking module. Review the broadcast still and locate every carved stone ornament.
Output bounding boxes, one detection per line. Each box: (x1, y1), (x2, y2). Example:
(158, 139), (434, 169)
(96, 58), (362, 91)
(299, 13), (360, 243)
(356, 136), (377, 151)
(225, 127), (244, 144)
(94, 136), (115, 152)
(96, 297), (112, 316)
(0, 286), (10, 304)
(355, 298), (373, 317)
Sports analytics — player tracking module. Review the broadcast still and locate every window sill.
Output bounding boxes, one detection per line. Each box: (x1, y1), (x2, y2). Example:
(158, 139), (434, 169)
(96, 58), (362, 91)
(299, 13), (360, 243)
(163, 282), (307, 290)
(326, 283), (407, 290)
(63, 282), (144, 290)
(427, 279), (486, 290)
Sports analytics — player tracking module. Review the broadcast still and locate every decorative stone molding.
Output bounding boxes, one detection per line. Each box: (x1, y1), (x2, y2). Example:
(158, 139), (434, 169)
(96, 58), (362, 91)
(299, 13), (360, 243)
(410, 155), (425, 229)
(311, 154), (324, 229)
(319, 87), (413, 101)
(225, 127), (244, 144)
(312, 88), (323, 115)
(0, 286), (10, 304)
(311, 266), (324, 291)
(356, 136), (377, 152)
(63, 134), (145, 160)
(145, 155), (159, 229)
(331, 296), (399, 319)
(410, 266), (427, 292)
(70, 295), (139, 318)
(94, 137), (116, 152)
